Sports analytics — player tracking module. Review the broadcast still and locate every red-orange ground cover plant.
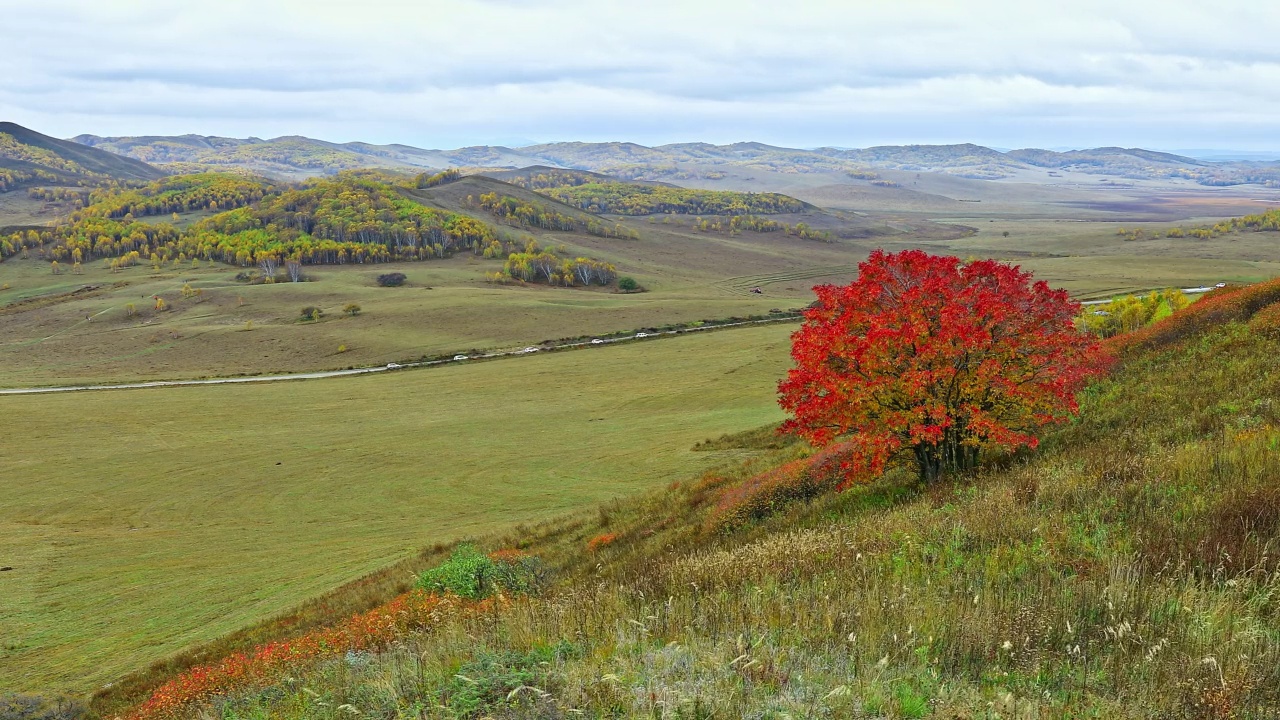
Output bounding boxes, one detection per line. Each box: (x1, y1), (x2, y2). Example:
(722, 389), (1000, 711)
(126, 590), (500, 720)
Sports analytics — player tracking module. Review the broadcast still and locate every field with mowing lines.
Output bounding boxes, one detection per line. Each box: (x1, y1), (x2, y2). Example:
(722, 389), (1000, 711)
(0, 322), (794, 693)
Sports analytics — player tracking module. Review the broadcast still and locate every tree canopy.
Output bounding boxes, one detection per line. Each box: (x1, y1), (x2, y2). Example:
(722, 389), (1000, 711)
(779, 250), (1105, 485)
(2, 173), (500, 267)
(532, 181), (807, 216)
(82, 173), (273, 219)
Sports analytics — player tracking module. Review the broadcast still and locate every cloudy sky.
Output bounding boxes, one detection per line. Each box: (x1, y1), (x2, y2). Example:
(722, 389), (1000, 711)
(3, 0), (1279, 152)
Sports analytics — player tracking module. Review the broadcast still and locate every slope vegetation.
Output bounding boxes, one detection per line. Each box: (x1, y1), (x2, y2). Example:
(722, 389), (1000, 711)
(0, 122), (163, 190)
(0, 172), (500, 267)
(102, 281), (1280, 719)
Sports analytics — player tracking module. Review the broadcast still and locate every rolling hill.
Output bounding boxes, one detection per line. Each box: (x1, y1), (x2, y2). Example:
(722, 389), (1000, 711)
(0, 122), (163, 189)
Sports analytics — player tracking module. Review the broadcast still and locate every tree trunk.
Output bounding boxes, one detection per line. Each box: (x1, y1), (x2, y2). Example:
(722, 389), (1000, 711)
(915, 428), (981, 484)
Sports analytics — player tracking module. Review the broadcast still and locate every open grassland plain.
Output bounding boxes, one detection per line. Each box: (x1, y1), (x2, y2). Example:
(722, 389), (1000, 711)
(0, 244), (797, 388)
(4, 168), (1278, 388)
(0, 323), (793, 694)
(3, 210), (1273, 387)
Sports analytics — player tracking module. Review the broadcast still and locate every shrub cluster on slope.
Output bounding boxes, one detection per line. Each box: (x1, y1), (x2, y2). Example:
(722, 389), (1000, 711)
(1128, 207), (1280, 241)
(1106, 276), (1280, 356)
(122, 548), (542, 720)
(102, 276), (1280, 719)
(466, 191), (639, 239)
(488, 238), (618, 287)
(535, 181), (807, 216)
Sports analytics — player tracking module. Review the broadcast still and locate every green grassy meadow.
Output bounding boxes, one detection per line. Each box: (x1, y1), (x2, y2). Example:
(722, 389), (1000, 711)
(0, 323), (792, 693)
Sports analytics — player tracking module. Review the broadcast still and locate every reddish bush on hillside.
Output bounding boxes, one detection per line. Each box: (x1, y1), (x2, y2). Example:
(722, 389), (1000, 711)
(1248, 301), (1280, 339)
(779, 250), (1105, 486)
(486, 548), (529, 564)
(586, 532), (620, 551)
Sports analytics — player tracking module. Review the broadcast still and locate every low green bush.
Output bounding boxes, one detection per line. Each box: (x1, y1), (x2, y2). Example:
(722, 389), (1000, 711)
(415, 545), (543, 599)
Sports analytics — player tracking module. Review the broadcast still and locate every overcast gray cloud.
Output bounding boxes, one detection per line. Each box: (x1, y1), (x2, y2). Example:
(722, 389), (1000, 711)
(2, 0), (1279, 150)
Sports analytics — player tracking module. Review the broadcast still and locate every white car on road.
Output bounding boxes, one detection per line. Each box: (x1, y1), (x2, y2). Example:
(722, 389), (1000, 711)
(635, 332), (650, 338)
(453, 355), (469, 361)
(523, 347), (539, 353)
(386, 363), (401, 369)
(591, 338), (604, 344)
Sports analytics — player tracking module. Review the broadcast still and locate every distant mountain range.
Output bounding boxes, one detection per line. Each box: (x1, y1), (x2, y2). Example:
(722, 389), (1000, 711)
(71, 132), (1280, 187)
(4, 121), (1280, 190)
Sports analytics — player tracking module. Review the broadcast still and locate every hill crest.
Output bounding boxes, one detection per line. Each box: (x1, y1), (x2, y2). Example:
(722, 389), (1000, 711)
(1, 122), (164, 186)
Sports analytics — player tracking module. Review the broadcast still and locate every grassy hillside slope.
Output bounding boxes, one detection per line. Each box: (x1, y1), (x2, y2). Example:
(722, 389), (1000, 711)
(0, 323), (793, 694)
(117, 283), (1280, 719)
(0, 123), (163, 187)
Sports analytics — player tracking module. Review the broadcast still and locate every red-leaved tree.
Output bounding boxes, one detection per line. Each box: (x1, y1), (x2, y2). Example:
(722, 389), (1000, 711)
(779, 250), (1106, 486)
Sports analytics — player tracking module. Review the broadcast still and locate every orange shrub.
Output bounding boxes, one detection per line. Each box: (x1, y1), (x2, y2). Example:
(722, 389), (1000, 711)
(586, 532), (620, 551)
(487, 548), (528, 563)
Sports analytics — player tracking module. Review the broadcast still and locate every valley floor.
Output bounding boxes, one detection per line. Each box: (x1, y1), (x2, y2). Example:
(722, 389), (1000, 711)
(0, 325), (791, 693)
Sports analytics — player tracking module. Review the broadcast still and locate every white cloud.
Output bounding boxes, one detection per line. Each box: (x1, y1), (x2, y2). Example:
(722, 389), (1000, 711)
(2, 0), (1279, 149)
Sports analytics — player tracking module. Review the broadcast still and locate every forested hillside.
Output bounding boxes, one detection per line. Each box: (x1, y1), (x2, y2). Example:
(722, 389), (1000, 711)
(0, 173), (505, 268)
(0, 171), (660, 288)
(0, 122), (163, 191)
(81, 173), (275, 219)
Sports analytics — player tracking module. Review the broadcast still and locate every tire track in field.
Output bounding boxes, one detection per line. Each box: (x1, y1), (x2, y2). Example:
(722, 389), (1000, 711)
(0, 315), (802, 396)
(711, 265), (858, 296)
